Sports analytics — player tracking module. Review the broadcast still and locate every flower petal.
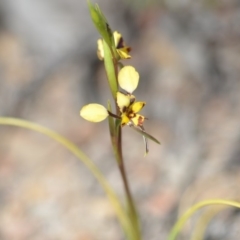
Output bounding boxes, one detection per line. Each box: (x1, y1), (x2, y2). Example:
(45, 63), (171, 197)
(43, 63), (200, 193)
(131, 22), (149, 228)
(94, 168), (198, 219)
(117, 48), (131, 59)
(116, 92), (131, 112)
(118, 66), (139, 93)
(113, 32), (131, 59)
(80, 104), (108, 122)
(131, 114), (145, 126)
(121, 113), (130, 126)
(113, 31), (122, 47)
(130, 101), (146, 113)
(97, 39), (104, 60)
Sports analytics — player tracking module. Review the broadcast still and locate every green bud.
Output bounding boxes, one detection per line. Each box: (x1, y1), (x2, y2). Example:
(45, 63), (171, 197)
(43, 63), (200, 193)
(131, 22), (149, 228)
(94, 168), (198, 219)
(87, 0), (114, 48)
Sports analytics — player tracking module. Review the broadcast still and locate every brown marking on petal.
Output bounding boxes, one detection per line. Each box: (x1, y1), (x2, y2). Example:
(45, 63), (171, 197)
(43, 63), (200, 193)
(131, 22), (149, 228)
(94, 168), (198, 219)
(129, 112), (136, 118)
(117, 37), (124, 49)
(138, 116), (145, 126)
(122, 106), (127, 113)
(130, 95), (135, 105)
(116, 37), (131, 54)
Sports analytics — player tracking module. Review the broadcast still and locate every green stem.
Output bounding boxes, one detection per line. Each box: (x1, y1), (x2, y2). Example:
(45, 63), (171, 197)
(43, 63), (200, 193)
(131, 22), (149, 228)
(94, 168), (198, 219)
(116, 121), (141, 240)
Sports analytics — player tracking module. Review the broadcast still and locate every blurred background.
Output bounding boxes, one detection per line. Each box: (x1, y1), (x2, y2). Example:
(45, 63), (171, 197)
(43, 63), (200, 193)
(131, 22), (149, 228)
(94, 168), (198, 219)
(0, 0), (240, 239)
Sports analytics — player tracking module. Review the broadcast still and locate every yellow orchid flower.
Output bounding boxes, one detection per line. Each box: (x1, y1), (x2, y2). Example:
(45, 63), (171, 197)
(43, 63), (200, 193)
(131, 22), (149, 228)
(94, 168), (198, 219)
(114, 31), (131, 59)
(79, 66), (160, 154)
(117, 66), (150, 154)
(97, 31), (131, 60)
(116, 91), (146, 127)
(80, 66), (145, 127)
(117, 91), (148, 154)
(116, 66), (146, 127)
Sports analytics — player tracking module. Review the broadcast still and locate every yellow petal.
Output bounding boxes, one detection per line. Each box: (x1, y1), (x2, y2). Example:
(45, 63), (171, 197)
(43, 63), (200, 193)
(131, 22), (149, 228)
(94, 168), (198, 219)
(97, 39), (104, 60)
(130, 101), (146, 113)
(118, 66), (139, 93)
(116, 92), (131, 112)
(131, 114), (145, 126)
(121, 113), (130, 126)
(113, 31), (122, 47)
(117, 48), (131, 59)
(80, 104), (108, 122)
(114, 31), (131, 59)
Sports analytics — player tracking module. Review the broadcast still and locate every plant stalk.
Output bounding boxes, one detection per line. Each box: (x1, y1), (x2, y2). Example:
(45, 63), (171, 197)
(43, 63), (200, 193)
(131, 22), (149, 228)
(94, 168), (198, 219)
(117, 126), (141, 240)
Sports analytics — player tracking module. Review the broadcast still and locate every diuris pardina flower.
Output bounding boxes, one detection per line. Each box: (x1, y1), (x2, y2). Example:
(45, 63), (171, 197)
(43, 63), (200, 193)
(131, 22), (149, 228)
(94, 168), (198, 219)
(80, 66), (159, 154)
(80, 66), (144, 126)
(97, 31), (131, 60)
(116, 66), (146, 127)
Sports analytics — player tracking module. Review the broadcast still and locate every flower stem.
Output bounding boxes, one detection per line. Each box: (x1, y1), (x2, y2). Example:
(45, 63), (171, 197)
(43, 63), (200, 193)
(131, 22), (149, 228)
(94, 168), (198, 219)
(117, 126), (142, 240)
(108, 110), (141, 239)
